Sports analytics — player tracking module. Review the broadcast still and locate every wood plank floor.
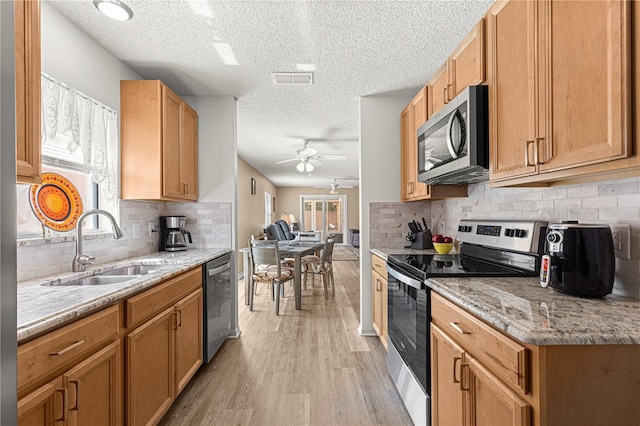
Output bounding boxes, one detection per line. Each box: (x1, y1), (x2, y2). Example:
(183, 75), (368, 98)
(160, 255), (413, 425)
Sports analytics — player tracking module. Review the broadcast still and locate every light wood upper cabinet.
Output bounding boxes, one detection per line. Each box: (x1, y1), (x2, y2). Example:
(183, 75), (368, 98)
(489, 0), (631, 185)
(428, 19), (485, 117)
(15, 0), (42, 185)
(121, 80), (199, 202)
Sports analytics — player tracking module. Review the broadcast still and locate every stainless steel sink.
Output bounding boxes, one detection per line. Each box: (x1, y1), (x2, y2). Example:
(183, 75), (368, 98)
(45, 276), (137, 286)
(99, 265), (166, 276)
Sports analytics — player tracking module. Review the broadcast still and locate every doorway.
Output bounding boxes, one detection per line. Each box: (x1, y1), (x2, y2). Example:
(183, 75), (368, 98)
(299, 195), (347, 243)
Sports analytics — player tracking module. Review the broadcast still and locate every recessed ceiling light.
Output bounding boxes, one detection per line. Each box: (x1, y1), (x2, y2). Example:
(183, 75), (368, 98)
(93, 0), (133, 21)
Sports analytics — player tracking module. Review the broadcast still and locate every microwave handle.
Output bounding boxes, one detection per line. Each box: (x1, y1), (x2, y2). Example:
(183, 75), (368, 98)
(446, 109), (462, 159)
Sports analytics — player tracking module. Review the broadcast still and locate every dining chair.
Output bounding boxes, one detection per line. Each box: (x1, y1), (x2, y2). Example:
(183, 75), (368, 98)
(248, 239), (295, 315)
(302, 237), (335, 299)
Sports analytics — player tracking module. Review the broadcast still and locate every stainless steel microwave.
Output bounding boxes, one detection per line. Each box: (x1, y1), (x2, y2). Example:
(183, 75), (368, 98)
(417, 85), (489, 185)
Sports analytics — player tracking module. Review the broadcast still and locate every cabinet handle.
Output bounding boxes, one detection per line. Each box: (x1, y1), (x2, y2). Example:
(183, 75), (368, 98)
(374, 263), (381, 268)
(524, 139), (536, 166)
(447, 83), (453, 102)
(70, 379), (80, 411)
(453, 356), (461, 384)
(460, 362), (470, 392)
(536, 137), (545, 164)
(185, 183), (189, 194)
(376, 279), (381, 292)
(409, 182), (415, 194)
(172, 312), (179, 330)
(177, 309), (182, 327)
(449, 322), (470, 334)
(56, 388), (69, 421)
(443, 86), (448, 104)
(49, 340), (85, 356)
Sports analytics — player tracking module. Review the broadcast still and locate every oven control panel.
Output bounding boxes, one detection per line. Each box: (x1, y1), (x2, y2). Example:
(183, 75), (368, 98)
(456, 219), (547, 253)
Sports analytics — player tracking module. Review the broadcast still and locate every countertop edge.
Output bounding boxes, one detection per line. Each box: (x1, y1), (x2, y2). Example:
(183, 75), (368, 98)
(17, 249), (232, 343)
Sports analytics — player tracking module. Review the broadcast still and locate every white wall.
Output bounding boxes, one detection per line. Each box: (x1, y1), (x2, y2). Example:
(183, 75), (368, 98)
(1, 2), (17, 421)
(41, 2), (141, 109)
(359, 95), (410, 335)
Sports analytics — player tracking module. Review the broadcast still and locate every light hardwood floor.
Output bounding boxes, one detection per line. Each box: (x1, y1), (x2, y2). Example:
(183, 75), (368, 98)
(160, 254), (412, 425)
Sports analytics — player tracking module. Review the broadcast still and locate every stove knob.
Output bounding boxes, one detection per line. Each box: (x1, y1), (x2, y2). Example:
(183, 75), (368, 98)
(458, 225), (465, 232)
(515, 229), (526, 238)
(466, 226), (473, 232)
(505, 228), (514, 237)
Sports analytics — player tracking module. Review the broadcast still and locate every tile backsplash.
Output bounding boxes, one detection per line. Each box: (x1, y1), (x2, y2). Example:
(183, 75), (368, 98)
(17, 200), (232, 282)
(370, 177), (640, 298)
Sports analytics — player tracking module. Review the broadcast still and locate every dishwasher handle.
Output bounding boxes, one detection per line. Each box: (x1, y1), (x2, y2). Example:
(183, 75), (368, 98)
(208, 262), (230, 276)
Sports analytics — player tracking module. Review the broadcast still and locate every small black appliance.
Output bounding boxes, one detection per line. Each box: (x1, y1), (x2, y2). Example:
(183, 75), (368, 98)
(159, 216), (192, 251)
(539, 222), (615, 298)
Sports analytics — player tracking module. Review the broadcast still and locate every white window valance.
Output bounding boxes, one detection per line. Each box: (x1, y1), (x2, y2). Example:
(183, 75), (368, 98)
(40, 72), (118, 201)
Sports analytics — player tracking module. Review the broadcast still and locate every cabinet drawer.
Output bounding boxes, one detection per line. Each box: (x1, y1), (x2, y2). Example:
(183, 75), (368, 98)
(431, 292), (529, 394)
(371, 254), (387, 279)
(18, 305), (119, 395)
(126, 266), (202, 329)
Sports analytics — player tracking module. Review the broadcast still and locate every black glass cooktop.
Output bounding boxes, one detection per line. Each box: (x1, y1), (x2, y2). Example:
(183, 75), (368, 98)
(387, 253), (535, 281)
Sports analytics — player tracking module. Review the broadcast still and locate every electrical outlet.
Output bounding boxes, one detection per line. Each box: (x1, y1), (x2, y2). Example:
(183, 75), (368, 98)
(148, 222), (155, 237)
(610, 224), (630, 259)
(131, 222), (140, 240)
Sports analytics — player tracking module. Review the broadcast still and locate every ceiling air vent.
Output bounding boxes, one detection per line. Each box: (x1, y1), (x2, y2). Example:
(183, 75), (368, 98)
(271, 72), (314, 85)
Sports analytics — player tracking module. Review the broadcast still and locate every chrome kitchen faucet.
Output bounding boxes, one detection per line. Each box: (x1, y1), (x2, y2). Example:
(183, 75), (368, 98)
(72, 209), (124, 272)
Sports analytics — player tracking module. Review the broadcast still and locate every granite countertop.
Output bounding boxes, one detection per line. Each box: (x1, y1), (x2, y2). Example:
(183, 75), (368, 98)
(370, 247), (640, 346)
(17, 249), (231, 343)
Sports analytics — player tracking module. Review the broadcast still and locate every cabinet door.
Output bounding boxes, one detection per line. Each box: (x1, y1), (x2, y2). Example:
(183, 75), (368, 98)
(537, 0), (630, 173)
(431, 324), (465, 426)
(174, 288), (203, 397)
(15, 0), (41, 184)
(180, 103), (198, 201)
(18, 380), (61, 426)
(488, 0), (538, 181)
(450, 19), (485, 98)
(466, 355), (531, 426)
(127, 307), (175, 426)
(371, 269), (384, 338)
(162, 85), (184, 199)
(64, 341), (121, 426)
(428, 63), (450, 114)
(411, 87), (430, 199)
(400, 104), (415, 200)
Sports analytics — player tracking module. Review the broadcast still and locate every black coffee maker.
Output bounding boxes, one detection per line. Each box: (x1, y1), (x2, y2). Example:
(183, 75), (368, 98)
(539, 222), (615, 298)
(159, 216), (192, 252)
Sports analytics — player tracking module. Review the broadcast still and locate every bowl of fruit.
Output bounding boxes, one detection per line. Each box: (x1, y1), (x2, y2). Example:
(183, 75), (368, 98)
(431, 234), (454, 254)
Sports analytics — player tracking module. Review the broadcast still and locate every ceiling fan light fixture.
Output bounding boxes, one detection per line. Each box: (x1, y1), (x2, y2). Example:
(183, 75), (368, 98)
(296, 161), (314, 173)
(93, 0), (133, 21)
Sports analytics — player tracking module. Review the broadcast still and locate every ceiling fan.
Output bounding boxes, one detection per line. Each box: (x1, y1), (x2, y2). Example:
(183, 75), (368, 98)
(314, 178), (354, 194)
(266, 139), (347, 173)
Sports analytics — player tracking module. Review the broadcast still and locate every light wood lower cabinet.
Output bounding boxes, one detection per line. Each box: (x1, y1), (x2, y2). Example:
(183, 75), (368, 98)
(371, 254), (388, 349)
(126, 287), (203, 426)
(431, 292), (640, 426)
(17, 380), (59, 426)
(466, 355), (530, 426)
(18, 340), (121, 426)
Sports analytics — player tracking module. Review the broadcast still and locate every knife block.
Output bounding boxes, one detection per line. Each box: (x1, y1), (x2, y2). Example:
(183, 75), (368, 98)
(411, 230), (434, 250)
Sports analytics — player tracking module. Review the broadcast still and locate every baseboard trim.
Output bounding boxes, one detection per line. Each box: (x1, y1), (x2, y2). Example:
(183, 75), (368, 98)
(228, 327), (242, 338)
(359, 325), (377, 336)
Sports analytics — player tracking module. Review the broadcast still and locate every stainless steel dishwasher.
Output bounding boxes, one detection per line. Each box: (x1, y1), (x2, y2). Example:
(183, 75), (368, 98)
(203, 253), (232, 363)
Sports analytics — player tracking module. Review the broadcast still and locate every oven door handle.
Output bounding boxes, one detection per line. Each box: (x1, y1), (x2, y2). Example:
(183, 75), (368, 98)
(386, 266), (424, 290)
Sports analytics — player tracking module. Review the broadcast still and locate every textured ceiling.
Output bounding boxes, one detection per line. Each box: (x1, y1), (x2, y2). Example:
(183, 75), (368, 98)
(48, 0), (493, 187)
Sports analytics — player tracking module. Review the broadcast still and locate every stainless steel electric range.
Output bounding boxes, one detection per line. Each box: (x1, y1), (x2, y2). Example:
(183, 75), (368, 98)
(385, 219), (547, 426)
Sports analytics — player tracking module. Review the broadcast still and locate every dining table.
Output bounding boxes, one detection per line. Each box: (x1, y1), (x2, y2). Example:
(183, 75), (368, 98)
(239, 241), (324, 310)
